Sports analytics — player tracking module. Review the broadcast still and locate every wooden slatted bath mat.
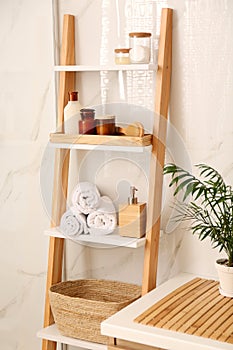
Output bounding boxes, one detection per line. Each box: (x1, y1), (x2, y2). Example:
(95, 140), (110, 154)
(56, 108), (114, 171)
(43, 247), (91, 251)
(134, 278), (233, 344)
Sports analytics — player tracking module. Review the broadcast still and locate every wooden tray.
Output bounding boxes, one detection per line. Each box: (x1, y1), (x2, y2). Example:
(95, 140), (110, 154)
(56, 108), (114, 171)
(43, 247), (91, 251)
(135, 278), (233, 344)
(50, 133), (152, 147)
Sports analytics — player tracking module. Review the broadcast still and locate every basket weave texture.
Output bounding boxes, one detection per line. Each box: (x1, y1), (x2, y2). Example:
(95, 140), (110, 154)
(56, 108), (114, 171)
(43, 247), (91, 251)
(49, 279), (141, 344)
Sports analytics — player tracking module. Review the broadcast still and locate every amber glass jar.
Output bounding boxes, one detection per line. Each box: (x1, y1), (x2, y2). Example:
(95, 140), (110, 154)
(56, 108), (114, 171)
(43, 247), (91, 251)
(78, 108), (96, 134)
(96, 116), (116, 135)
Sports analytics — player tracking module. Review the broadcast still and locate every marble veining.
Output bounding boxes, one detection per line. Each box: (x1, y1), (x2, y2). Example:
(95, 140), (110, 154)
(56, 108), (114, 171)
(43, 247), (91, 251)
(0, 149), (43, 216)
(30, 80), (52, 141)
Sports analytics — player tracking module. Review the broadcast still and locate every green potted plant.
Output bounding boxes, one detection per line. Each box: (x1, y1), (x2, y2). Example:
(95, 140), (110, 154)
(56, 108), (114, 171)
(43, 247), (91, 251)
(164, 163), (233, 297)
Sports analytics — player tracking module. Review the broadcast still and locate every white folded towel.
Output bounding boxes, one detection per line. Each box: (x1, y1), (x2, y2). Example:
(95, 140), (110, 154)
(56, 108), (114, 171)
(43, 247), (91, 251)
(60, 206), (88, 239)
(71, 182), (101, 215)
(87, 196), (117, 235)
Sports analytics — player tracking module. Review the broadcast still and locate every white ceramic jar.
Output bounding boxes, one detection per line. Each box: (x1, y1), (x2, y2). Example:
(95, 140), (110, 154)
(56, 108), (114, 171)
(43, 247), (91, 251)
(129, 32), (151, 64)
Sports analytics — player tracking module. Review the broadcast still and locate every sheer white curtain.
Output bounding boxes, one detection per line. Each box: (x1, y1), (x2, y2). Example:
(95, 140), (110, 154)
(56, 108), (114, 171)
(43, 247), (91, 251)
(99, 0), (168, 110)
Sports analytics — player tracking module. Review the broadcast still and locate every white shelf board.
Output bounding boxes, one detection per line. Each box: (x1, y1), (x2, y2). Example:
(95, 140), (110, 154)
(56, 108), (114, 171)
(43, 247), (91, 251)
(45, 227), (146, 248)
(49, 141), (151, 153)
(37, 324), (107, 350)
(54, 63), (157, 72)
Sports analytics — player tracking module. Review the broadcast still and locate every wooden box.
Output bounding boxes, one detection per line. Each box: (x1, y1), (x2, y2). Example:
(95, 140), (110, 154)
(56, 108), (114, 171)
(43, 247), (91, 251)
(118, 203), (146, 238)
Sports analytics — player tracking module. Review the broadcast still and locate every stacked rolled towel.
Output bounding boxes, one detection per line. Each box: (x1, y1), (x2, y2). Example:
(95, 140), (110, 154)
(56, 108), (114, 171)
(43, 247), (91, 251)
(60, 206), (88, 239)
(87, 196), (117, 235)
(60, 182), (116, 239)
(72, 182), (100, 215)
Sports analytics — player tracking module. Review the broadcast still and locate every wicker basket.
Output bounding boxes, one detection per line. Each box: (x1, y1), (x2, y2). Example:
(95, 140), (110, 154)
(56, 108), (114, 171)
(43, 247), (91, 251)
(49, 279), (141, 344)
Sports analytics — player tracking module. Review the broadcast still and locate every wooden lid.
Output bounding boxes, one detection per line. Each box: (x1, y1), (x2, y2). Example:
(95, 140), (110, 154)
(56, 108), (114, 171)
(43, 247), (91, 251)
(114, 48), (130, 53)
(96, 115), (115, 124)
(129, 32), (151, 38)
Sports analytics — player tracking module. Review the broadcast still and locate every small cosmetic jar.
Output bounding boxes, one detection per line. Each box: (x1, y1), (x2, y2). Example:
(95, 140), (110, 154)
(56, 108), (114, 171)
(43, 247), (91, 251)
(96, 116), (116, 135)
(114, 48), (130, 65)
(129, 32), (151, 64)
(79, 108), (96, 134)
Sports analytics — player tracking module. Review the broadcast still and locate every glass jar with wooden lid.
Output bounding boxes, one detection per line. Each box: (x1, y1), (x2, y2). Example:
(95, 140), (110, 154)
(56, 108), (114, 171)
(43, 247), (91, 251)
(114, 48), (130, 65)
(129, 32), (151, 63)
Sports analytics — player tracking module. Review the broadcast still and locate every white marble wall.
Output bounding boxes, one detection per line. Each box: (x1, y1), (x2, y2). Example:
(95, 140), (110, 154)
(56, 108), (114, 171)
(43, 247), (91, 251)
(1, 1), (233, 350)
(0, 1), (55, 349)
(165, 0), (233, 277)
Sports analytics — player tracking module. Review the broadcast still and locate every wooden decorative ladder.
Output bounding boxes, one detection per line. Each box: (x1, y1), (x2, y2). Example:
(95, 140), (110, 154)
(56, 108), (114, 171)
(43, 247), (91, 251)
(41, 8), (173, 350)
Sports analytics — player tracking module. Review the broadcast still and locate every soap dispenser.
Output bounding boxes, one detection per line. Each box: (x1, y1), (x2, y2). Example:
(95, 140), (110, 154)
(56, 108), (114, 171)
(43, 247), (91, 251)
(118, 186), (146, 238)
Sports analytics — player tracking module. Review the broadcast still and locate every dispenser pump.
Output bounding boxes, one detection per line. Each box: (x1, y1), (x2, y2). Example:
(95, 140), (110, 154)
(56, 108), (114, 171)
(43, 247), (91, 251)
(119, 185), (146, 238)
(128, 186), (138, 205)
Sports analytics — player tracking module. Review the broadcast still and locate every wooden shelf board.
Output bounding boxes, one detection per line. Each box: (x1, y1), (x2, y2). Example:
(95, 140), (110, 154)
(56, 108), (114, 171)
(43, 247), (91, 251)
(49, 142), (151, 153)
(50, 133), (152, 149)
(54, 64), (157, 72)
(37, 324), (107, 350)
(45, 227), (146, 248)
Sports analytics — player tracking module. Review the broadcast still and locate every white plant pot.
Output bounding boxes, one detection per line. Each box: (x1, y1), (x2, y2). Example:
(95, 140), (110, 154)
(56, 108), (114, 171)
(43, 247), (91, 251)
(215, 259), (233, 298)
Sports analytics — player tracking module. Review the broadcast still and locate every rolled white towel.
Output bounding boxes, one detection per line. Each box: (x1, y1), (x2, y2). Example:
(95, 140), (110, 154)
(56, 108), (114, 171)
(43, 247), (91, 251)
(60, 206), (88, 239)
(71, 182), (101, 215)
(87, 196), (117, 235)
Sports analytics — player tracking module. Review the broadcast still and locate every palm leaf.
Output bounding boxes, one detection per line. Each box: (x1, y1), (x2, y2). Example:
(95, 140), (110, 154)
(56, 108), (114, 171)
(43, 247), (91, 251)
(164, 162), (233, 264)
(174, 178), (194, 196)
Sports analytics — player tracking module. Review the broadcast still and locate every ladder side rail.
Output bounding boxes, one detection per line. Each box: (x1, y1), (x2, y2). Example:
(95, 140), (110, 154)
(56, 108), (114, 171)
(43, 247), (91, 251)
(142, 8), (173, 295)
(42, 14), (75, 350)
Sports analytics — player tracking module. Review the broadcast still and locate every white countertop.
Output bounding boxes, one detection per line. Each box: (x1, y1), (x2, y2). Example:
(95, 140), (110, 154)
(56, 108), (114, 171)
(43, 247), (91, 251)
(101, 273), (232, 350)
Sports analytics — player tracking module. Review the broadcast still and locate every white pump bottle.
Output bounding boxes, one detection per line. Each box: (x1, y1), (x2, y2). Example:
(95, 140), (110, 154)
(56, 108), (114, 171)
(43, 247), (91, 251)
(64, 91), (82, 134)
